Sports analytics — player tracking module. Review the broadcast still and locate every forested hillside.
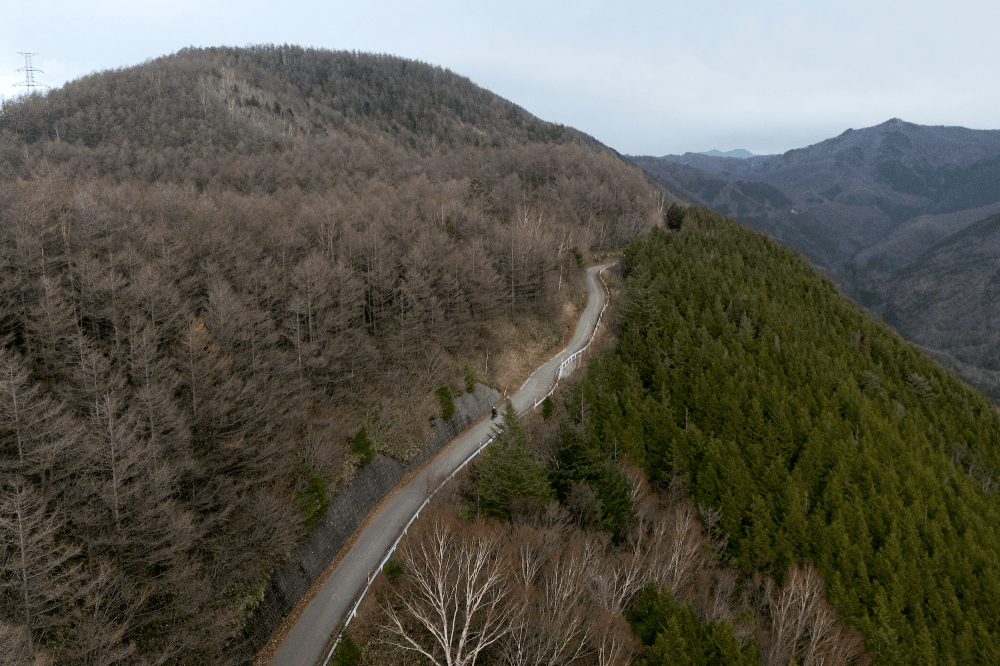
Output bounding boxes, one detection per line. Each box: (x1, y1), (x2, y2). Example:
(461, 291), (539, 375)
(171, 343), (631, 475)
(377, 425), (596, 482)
(0, 45), (666, 665)
(347, 381), (869, 666)
(635, 120), (1000, 405)
(573, 209), (1000, 664)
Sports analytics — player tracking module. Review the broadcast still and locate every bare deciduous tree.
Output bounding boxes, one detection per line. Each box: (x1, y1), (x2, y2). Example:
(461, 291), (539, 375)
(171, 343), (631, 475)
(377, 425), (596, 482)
(589, 545), (647, 614)
(382, 517), (511, 666)
(761, 564), (869, 666)
(642, 498), (707, 597)
(0, 476), (81, 660)
(703, 567), (739, 626)
(592, 612), (639, 666)
(501, 539), (596, 666)
(0, 620), (48, 665)
(507, 524), (544, 588)
(0, 347), (77, 487)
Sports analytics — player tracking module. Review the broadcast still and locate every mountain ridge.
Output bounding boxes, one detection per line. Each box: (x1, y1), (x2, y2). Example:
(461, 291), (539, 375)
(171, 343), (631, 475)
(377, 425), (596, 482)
(635, 118), (1000, 403)
(657, 118), (1000, 213)
(698, 148), (757, 158)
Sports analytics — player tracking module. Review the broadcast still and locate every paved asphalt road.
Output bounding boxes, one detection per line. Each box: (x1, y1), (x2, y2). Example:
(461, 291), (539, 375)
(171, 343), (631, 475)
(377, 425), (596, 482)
(268, 263), (614, 666)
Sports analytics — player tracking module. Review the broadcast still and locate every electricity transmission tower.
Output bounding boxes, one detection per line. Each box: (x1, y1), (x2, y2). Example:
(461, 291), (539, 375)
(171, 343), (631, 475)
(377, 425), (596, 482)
(14, 52), (45, 94)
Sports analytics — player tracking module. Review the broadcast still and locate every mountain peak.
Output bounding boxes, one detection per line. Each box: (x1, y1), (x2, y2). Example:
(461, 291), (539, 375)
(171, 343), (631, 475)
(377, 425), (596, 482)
(878, 117), (914, 129)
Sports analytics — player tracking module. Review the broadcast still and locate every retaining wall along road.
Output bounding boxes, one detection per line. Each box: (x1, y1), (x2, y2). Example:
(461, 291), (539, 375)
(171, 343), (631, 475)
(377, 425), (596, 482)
(230, 384), (500, 664)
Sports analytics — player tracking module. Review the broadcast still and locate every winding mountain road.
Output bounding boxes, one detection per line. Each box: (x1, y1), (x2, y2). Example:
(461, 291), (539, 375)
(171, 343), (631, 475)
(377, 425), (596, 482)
(267, 263), (615, 666)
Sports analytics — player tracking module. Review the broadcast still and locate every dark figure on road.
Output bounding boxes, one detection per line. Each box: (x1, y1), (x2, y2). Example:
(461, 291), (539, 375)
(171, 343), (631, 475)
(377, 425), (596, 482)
(491, 407), (498, 419)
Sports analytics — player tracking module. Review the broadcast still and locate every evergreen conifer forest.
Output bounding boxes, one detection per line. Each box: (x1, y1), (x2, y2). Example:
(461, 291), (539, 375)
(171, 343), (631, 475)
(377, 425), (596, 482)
(572, 210), (1000, 664)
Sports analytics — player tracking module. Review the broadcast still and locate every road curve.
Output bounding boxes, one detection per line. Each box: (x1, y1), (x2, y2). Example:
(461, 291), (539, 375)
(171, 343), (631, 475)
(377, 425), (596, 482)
(268, 263), (615, 666)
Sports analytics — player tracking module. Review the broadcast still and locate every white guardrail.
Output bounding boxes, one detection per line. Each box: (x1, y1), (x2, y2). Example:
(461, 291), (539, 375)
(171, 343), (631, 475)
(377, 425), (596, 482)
(321, 267), (613, 665)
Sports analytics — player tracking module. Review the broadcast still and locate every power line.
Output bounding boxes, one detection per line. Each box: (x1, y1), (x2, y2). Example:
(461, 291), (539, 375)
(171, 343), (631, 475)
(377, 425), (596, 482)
(14, 52), (46, 94)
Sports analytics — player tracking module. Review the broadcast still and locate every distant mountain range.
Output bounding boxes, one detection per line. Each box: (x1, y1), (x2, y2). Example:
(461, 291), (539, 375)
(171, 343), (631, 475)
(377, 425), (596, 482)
(697, 148), (756, 158)
(634, 118), (1000, 402)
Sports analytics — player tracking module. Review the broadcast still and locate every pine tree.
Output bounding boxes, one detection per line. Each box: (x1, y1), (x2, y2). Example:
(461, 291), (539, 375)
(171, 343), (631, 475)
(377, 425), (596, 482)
(475, 401), (552, 516)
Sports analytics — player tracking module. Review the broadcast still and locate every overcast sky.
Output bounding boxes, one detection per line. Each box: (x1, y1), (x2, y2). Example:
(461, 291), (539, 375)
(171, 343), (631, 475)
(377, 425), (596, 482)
(2, 0), (998, 156)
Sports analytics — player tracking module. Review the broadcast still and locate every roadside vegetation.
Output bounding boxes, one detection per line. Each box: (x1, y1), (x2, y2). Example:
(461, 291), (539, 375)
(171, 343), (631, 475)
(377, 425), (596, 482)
(351, 207), (1000, 666)
(347, 385), (869, 666)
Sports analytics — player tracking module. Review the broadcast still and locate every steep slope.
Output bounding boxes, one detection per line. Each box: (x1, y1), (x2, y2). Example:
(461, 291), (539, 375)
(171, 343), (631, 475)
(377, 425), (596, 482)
(635, 119), (1000, 404)
(873, 212), (1000, 402)
(633, 155), (852, 277)
(0, 45), (667, 665)
(643, 119), (1000, 263)
(659, 119), (1000, 212)
(854, 200), (1000, 273)
(576, 208), (1000, 665)
(268, 263), (614, 666)
(853, 203), (1000, 401)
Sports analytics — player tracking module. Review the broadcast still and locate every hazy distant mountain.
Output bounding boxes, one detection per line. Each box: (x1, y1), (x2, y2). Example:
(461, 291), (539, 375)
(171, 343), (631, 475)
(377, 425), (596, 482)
(655, 119), (1000, 227)
(635, 118), (1000, 402)
(698, 148), (756, 158)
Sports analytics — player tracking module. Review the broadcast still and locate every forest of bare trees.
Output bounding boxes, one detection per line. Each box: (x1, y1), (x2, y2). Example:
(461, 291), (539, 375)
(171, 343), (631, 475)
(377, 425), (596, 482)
(0, 46), (667, 664)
